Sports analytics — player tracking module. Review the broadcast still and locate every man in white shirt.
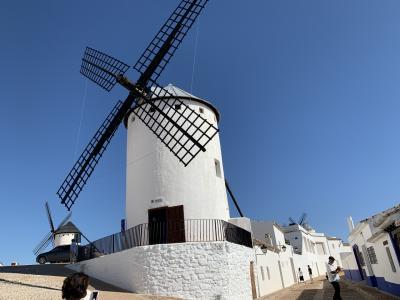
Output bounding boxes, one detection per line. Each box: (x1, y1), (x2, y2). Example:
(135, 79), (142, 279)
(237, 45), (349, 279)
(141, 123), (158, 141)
(326, 256), (342, 300)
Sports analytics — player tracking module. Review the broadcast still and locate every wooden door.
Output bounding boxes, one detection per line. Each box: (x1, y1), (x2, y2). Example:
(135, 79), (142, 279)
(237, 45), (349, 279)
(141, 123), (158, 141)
(166, 205), (185, 243)
(148, 207), (167, 245)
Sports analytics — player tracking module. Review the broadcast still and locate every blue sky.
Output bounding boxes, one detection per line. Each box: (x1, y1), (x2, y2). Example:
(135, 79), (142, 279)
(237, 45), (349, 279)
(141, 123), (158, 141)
(1, 0), (400, 264)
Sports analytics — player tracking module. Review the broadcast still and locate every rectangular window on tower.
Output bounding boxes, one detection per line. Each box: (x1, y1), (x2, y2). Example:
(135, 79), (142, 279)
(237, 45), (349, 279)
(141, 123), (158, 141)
(214, 159), (221, 178)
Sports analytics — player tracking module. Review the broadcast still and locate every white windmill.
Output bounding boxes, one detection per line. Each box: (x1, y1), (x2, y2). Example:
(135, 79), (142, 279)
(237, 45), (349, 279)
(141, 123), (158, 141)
(33, 202), (81, 257)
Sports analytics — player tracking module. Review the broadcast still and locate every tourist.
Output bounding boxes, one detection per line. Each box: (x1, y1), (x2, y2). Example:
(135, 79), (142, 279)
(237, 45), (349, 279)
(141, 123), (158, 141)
(326, 256), (342, 300)
(70, 239), (78, 264)
(308, 265), (313, 282)
(62, 272), (89, 300)
(298, 268), (305, 283)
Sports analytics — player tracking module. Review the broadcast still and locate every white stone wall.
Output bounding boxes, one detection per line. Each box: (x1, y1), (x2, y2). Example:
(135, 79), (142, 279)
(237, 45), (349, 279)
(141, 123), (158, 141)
(68, 242), (254, 300)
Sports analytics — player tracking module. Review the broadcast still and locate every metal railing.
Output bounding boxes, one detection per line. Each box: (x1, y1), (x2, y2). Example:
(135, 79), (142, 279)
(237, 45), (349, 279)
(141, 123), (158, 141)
(79, 219), (252, 261)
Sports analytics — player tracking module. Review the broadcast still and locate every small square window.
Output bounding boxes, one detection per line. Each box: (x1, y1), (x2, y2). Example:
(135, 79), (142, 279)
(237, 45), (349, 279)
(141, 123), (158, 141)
(214, 159), (221, 178)
(149, 106), (156, 113)
(174, 104), (181, 110)
(199, 107), (204, 114)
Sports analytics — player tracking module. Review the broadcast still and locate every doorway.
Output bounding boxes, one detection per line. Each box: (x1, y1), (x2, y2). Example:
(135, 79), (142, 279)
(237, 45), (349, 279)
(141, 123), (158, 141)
(148, 205), (185, 244)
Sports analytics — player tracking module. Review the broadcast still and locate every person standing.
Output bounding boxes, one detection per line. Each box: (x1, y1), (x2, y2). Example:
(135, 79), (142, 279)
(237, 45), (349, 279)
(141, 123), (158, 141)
(326, 256), (342, 300)
(70, 239), (78, 264)
(308, 265), (313, 282)
(298, 268), (305, 283)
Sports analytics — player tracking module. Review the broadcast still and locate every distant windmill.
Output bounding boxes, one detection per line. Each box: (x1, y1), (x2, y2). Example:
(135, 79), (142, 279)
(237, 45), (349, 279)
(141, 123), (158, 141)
(32, 202), (72, 256)
(56, 0), (217, 211)
(288, 213), (311, 229)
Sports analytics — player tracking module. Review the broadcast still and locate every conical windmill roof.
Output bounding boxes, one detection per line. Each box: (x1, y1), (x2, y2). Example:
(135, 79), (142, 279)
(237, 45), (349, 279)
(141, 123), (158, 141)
(161, 84), (202, 100)
(55, 221), (80, 234)
(152, 84), (220, 121)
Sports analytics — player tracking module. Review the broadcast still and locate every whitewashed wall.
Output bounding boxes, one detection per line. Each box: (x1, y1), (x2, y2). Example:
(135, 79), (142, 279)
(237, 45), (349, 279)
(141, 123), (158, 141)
(125, 96), (229, 228)
(341, 248), (361, 281)
(348, 222), (374, 278)
(371, 233), (400, 286)
(54, 233), (75, 247)
(327, 239), (344, 266)
(254, 247), (284, 297)
(68, 242), (254, 300)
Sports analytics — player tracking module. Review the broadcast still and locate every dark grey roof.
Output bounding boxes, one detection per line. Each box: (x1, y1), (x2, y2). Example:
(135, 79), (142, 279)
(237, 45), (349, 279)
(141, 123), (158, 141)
(55, 221), (80, 234)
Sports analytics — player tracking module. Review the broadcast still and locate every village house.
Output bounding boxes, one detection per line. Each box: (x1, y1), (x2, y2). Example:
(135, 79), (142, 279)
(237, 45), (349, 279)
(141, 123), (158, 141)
(342, 204), (400, 297)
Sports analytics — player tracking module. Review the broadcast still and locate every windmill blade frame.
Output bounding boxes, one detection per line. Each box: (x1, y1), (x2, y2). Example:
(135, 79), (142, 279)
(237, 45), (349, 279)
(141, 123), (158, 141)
(57, 100), (125, 210)
(45, 202), (55, 233)
(33, 231), (53, 256)
(56, 211), (72, 230)
(132, 82), (219, 166)
(299, 213), (307, 226)
(80, 47), (130, 92)
(134, 0), (209, 86)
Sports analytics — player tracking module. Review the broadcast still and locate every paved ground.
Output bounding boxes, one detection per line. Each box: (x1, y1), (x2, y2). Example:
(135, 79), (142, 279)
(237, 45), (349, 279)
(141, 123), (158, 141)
(0, 264), (180, 300)
(260, 276), (400, 300)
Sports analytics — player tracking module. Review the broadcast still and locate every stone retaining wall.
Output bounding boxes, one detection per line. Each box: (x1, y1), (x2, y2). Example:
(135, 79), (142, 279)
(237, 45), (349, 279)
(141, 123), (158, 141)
(68, 241), (255, 300)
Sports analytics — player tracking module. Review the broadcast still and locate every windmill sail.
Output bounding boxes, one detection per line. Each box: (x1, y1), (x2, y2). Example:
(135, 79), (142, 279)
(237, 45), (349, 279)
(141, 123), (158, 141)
(57, 100), (125, 209)
(80, 47), (130, 92)
(57, 0), (212, 211)
(45, 202), (55, 233)
(33, 231), (53, 256)
(134, 0), (209, 86)
(132, 83), (218, 166)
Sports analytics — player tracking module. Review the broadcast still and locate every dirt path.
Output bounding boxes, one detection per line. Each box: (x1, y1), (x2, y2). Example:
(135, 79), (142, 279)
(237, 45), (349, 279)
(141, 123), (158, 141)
(0, 264), (180, 300)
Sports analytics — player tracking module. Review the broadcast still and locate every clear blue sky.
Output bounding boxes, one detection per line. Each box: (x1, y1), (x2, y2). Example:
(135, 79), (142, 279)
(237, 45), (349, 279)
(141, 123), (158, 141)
(1, 0), (400, 264)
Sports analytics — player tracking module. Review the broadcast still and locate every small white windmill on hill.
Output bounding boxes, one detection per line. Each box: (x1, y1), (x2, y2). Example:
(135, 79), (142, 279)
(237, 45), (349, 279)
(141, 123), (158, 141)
(33, 202), (81, 256)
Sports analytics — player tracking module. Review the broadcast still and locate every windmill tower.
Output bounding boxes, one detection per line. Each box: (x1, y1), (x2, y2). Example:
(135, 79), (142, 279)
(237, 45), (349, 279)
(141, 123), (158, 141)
(57, 1), (255, 299)
(125, 84), (229, 228)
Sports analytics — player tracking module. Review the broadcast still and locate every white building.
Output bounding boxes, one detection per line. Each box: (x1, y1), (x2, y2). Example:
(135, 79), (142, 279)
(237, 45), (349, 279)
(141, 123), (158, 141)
(251, 220), (351, 298)
(342, 204), (400, 297)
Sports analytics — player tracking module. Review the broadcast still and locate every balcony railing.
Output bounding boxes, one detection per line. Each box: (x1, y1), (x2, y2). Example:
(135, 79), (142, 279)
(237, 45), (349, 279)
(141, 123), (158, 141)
(79, 219), (252, 261)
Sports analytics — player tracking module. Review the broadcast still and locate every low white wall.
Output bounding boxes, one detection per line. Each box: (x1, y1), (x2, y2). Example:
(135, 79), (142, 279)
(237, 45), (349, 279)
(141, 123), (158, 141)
(254, 248), (283, 296)
(68, 241), (254, 300)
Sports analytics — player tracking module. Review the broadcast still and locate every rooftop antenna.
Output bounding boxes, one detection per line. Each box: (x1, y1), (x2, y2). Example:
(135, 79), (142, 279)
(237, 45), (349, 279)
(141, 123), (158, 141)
(56, 0), (216, 210)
